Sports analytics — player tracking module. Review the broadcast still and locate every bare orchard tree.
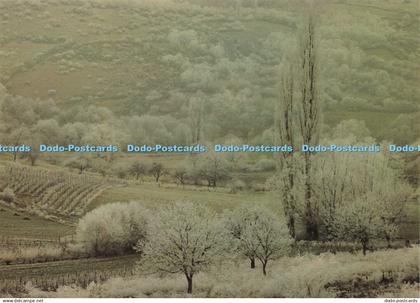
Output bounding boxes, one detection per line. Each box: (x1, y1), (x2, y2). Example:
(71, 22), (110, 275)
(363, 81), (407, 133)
(64, 155), (91, 174)
(137, 202), (227, 294)
(90, 158), (111, 177)
(174, 165), (188, 187)
(199, 151), (231, 188)
(150, 162), (165, 184)
(129, 161), (149, 182)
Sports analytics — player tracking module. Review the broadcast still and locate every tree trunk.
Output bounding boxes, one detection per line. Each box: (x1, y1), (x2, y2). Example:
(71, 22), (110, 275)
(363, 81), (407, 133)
(288, 170), (296, 239)
(262, 262), (267, 275)
(385, 234), (391, 248)
(250, 257), (255, 269)
(362, 240), (368, 256)
(304, 154), (319, 240)
(288, 216), (296, 239)
(187, 276), (193, 294)
(305, 220), (319, 241)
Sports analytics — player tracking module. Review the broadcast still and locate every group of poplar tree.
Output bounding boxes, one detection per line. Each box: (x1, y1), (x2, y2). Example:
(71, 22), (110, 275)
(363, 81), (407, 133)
(273, 12), (411, 248)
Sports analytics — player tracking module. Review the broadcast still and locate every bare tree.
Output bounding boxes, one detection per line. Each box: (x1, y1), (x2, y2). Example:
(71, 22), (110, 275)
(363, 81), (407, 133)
(150, 162), (165, 183)
(130, 161), (149, 182)
(29, 150), (40, 166)
(64, 156), (91, 174)
(199, 151), (231, 188)
(174, 166), (188, 187)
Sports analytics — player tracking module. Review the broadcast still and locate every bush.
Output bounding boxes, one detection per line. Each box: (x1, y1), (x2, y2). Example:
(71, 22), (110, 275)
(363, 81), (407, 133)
(254, 158), (276, 172)
(229, 179), (246, 193)
(0, 187), (15, 203)
(75, 201), (149, 256)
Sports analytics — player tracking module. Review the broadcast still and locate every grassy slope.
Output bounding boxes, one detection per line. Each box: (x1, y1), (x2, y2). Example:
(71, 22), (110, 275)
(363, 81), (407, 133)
(89, 182), (276, 213)
(1, 1), (417, 136)
(0, 205), (73, 239)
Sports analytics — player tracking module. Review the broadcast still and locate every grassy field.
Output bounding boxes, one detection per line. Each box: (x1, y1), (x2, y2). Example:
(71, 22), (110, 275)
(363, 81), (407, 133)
(89, 181), (277, 212)
(0, 204), (73, 239)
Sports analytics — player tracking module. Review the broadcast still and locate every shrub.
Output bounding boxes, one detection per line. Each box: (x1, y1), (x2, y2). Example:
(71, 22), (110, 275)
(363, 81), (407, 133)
(229, 179), (246, 193)
(75, 201), (149, 256)
(254, 158), (276, 172)
(0, 187), (15, 203)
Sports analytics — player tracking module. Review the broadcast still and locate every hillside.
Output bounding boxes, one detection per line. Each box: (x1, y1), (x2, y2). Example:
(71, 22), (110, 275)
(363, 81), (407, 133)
(0, 0), (419, 141)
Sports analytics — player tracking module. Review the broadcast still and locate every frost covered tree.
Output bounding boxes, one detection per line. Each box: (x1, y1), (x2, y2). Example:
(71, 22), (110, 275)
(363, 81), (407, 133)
(249, 208), (291, 275)
(224, 205), (292, 275)
(64, 155), (91, 174)
(199, 151), (231, 188)
(297, 13), (322, 240)
(274, 12), (321, 240)
(91, 158), (110, 177)
(76, 202), (149, 256)
(275, 53), (300, 238)
(188, 92), (205, 144)
(223, 206), (260, 269)
(222, 135), (245, 170)
(314, 150), (412, 248)
(270, 132), (412, 244)
(333, 196), (381, 255)
(138, 202), (227, 294)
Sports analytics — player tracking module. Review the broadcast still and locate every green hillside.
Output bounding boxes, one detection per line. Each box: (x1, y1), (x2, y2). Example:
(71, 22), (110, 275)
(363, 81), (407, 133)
(1, 0), (418, 140)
